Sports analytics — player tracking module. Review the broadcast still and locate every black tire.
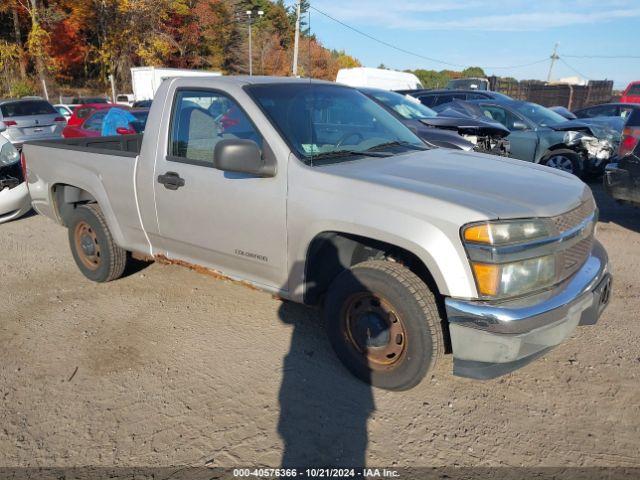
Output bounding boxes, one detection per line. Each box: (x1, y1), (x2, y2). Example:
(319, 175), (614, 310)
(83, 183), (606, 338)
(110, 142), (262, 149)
(67, 203), (127, 282)
(541, 149), (584, 177)
(324, 260), (444, 390)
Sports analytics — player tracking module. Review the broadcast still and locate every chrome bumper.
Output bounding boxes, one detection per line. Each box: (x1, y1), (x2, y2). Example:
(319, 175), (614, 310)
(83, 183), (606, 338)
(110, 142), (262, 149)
(445, 240), (611, 379)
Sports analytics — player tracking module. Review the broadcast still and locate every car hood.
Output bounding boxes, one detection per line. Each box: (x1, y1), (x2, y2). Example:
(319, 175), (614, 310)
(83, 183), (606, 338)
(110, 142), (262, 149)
(404, 120), (474, 150)
(549, 118), (624, 137)
(320, 148), (589, 219)
(420, 115), (510, 138)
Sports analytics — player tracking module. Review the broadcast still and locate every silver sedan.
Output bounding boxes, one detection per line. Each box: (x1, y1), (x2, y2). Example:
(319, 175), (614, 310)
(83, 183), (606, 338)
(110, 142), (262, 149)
(0, 99), (65, 149)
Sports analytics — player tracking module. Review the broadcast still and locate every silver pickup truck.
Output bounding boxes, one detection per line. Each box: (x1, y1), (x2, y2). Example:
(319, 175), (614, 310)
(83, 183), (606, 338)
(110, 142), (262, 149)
(23, 76), (612, 390)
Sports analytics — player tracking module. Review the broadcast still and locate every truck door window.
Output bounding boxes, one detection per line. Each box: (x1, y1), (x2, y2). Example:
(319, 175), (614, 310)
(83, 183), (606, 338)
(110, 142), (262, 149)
(169, 90), (262, 165)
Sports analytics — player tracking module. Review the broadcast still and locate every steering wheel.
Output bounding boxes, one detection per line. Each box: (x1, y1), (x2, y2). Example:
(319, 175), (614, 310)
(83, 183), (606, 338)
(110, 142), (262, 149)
(336, 131), (364, 148)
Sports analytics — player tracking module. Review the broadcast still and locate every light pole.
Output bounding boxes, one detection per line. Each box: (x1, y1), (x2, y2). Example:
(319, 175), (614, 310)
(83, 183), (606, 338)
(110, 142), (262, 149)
(292, 0), (301, 76)
(246, 9), (264, 76)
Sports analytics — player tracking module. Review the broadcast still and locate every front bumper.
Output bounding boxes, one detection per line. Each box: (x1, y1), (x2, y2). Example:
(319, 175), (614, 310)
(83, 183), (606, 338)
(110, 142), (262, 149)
(604, 162), (640, 206)
(445, 240), (611, 379)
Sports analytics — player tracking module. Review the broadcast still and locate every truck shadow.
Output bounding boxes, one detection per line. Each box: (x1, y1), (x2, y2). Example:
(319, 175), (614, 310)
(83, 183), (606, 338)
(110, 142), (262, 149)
(277, 253), (374, 469)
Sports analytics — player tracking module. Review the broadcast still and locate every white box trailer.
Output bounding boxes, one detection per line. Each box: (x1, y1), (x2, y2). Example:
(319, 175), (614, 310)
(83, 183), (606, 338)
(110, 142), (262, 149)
(336, 67), (423, 91)
(131, 67), (223, 102)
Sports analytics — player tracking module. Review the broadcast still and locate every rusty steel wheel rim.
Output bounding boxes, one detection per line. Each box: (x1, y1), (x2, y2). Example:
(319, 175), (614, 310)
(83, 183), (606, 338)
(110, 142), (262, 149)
(341, 292), (407, 370)
(74, 221), (101, 270)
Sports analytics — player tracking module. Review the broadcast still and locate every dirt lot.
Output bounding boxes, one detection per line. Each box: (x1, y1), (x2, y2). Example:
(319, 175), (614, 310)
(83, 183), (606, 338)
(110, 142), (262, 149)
(1, 184), (639, 470)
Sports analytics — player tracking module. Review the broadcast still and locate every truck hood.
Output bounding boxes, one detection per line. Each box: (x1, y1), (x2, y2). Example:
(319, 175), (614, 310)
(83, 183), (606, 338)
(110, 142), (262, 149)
(320, 149), (589, 219)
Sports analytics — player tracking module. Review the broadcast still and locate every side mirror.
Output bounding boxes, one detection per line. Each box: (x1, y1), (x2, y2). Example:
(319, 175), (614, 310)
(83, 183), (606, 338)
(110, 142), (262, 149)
(213, 139), (276, 177)
(0, 121), (6, 133)
(512, 120), (529, 131)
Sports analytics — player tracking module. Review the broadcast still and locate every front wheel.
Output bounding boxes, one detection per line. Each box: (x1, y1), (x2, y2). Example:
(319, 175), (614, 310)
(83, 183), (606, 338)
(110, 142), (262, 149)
(541, 149), (584, 177)
(324, 260), (444, 390)
(67, 203), (127, 282)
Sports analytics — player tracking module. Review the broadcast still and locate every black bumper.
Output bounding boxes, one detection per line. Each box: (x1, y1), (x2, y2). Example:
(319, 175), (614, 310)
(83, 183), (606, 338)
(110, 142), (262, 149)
(604, 163), (640, 206)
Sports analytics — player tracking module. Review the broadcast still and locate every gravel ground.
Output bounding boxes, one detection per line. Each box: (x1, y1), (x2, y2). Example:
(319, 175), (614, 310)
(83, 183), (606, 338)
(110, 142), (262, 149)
(0, 183), (639, 470)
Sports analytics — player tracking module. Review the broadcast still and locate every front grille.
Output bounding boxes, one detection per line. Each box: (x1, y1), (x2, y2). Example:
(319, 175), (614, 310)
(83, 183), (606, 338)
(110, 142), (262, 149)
(551, 196), (596, 234)
(554, 196), (596, 282)
(561, 236), (594, 280)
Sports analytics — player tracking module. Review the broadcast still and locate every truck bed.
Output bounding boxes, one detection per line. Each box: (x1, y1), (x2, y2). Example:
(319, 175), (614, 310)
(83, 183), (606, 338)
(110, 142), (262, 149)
(23, 134), (150, 256)
(27, 134), (143, 157)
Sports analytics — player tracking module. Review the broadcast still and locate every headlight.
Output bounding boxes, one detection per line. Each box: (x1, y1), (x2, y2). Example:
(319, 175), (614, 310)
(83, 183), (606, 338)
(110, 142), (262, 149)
(0, 142), (20, 166)
(470, 255), (557, 297)
(463, 219), (551, 245)
(462, 219), (558, 299)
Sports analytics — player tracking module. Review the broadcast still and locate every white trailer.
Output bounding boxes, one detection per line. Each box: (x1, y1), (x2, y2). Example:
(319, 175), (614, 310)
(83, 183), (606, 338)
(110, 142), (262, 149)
(131, 67), (222, 102)
(336, 67), (423, 91)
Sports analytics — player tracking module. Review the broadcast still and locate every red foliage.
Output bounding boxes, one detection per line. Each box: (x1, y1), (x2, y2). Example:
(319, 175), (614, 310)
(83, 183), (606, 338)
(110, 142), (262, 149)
(48, 17), (89, 82)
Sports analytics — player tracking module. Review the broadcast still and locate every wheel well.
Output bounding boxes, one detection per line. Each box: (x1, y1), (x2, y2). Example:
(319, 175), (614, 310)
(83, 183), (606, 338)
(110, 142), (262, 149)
(52, 184), (97, 226)
(304, 232), (440, 305)
(544, 144), (581, 157)
(304, 232), (451, 353)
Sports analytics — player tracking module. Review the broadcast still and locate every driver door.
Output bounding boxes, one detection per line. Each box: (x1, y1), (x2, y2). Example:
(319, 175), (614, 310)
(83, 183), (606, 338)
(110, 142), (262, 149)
(152, 89), (287, 289)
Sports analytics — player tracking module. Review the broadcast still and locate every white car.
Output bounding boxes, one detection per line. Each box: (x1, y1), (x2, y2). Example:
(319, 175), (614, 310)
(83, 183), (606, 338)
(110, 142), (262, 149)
(0, 122), (31, 223)
(115, 94), (134, 107)
(53, 104), (76, 121)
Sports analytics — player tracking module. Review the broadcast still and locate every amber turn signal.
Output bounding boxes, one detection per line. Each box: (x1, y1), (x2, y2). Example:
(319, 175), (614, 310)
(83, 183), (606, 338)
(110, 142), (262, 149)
(471, 262), (500, 296)
(464, 224), (491, 244)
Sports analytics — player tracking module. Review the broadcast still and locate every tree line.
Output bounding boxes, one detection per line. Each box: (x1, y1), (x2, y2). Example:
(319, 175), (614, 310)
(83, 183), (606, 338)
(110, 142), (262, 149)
(0, 0), (360, 97)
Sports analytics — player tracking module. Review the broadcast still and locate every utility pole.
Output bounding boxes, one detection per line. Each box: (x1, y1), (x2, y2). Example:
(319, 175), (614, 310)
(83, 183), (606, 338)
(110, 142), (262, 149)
(246, 10), (264, 76)
(109, 74), (116, 103)
(547, 43), (559, 83)
(292, 0), (302, 77)
(41, 78), (48, 101)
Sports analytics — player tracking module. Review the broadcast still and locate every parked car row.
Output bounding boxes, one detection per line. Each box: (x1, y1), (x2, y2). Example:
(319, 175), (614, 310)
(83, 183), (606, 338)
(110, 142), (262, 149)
(387, 94), (615, 178)
(0, 98), (151, 146)
(360, 88), (510, 155)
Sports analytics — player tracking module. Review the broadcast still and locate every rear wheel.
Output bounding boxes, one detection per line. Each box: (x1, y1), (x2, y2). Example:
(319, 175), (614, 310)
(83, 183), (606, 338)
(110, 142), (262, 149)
(68, 204), (127, 282)
(542, 149), (584, 177)
(324, 260), (444, 390)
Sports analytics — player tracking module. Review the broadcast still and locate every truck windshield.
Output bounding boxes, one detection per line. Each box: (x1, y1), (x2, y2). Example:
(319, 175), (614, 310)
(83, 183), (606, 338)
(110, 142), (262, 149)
(246, 83), (426, 165)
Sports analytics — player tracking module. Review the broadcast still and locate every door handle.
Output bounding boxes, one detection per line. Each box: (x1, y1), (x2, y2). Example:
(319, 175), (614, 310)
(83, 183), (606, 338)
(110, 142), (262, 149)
(157, 171), (185, 190)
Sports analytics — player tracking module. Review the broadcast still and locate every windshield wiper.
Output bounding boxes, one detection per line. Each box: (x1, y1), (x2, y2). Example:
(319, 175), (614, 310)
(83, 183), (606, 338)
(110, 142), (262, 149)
(365, 141), (428, 152)
(308, 149), (393, 161)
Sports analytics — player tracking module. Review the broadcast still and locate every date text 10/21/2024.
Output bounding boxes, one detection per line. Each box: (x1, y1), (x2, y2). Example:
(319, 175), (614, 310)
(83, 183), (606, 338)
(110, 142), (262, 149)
(232, 468), (401, 478)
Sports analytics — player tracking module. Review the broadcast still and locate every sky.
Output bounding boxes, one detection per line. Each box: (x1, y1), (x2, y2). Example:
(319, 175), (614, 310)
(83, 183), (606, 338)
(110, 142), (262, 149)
(299, 0), (640, 89)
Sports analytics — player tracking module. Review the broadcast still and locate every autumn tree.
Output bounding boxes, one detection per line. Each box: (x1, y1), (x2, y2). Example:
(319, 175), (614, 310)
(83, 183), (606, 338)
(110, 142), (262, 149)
(0, 0), (362, 94)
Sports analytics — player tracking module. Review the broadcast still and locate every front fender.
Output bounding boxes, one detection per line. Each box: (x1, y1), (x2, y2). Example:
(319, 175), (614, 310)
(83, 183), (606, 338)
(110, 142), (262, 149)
(288, 218), (478, 304)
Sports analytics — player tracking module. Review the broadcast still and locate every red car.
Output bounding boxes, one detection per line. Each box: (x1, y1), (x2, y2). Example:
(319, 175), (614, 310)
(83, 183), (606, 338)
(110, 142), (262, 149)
(620, 81), (640, 104)
(62, 103), (127, 137)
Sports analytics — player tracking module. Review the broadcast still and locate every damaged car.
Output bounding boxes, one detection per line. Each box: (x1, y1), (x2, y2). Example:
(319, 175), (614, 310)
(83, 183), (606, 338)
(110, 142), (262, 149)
(434, 99), (619, 177)
(604, 108), (640, 207)
(0, 122), (31, 223)
(361, 88), (510, 156)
